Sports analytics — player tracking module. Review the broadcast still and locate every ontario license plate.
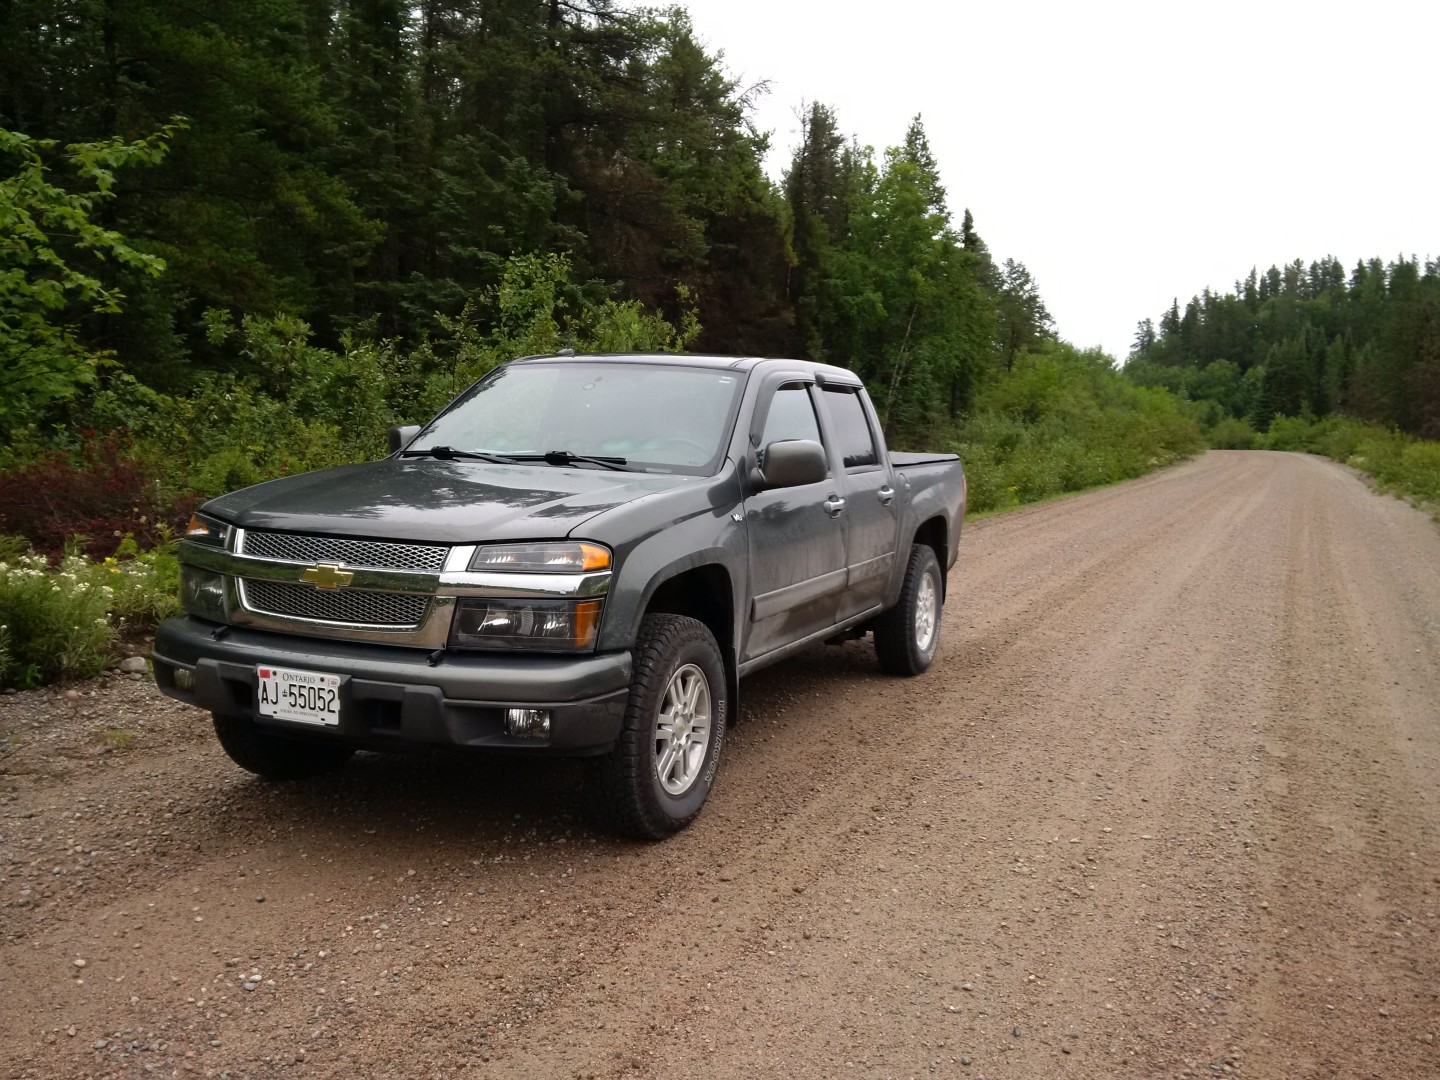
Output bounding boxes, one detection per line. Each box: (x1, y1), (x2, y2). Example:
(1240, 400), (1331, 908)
(256, 666), (341, 726)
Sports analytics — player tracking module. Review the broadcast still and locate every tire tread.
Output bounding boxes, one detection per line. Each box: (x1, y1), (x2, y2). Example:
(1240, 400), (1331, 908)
(587, 614), (725, 840)
(873, 543), (943, 676)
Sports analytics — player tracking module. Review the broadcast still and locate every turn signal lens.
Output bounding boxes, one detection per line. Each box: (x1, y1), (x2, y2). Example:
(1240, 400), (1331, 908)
(469, 542), (610, 573)
(184, 513), (230, 547)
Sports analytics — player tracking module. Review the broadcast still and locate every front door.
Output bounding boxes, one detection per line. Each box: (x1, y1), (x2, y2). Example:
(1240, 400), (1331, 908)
(742, 382), (847, 661)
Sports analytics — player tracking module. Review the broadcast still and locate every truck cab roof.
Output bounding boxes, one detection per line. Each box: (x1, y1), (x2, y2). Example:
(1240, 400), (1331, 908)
(508, 352), (863, 387)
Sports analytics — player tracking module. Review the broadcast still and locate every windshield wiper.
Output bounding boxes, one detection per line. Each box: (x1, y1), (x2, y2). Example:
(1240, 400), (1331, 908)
(504, 450), (636, 472)
(401, 445), (520, 464)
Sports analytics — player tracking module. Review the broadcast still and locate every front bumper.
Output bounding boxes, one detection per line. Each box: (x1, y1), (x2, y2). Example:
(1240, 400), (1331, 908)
(153, 616), (632, 755)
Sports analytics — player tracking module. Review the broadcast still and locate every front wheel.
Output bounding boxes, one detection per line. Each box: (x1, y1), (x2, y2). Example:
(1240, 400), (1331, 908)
(872, 543), (943, 676)
(212, 713), (355, 780)
(586, 614), (728, 839)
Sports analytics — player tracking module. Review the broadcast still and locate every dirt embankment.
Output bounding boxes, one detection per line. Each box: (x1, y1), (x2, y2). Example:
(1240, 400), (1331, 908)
(2, 450), (1438, 1079)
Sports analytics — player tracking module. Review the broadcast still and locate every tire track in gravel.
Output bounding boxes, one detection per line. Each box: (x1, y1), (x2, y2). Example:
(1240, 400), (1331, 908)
(2, 451), (1438, 1079)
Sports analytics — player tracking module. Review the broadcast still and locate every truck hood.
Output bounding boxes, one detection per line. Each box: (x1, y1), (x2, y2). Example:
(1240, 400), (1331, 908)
(203, 459), (695, 544)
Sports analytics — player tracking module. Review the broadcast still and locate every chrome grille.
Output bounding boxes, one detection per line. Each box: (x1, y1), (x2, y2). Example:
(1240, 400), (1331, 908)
(240, 530), (448, 572)
(241, 580), (429, 628)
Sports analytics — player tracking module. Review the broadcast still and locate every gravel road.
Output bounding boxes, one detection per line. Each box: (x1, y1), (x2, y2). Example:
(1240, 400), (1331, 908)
(2, 449), (1438, 1079)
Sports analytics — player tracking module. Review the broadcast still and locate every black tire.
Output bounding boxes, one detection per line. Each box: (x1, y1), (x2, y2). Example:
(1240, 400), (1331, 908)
(212, 713), (355, 780)
(872, 543), (943, 676)
(586, 614), (728, 840)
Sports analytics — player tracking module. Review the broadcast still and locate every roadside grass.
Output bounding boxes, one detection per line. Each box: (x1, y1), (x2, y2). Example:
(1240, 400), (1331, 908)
(95, 726), (138, 752)
(960, 468), (1163, 523)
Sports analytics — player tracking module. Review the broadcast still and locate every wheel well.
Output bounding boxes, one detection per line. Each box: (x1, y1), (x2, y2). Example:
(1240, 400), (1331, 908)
(645, 565), (738, 724)
(645, 565), (734, 652)
(912, 516), (948, 589)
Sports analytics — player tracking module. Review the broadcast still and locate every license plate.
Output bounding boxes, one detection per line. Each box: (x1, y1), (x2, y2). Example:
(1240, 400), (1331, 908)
(256, 666), (342, 726)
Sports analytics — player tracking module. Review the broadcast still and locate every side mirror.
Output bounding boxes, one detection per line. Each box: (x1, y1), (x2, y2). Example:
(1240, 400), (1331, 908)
(387, 424), (421, 455)
(759, 439), (828, 488)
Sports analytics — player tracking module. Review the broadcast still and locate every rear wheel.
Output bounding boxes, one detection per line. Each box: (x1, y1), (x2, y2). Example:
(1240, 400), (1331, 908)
(212, 713), (354, 780)
(586, 614), (727, 839)
(872, 543), (943, 676)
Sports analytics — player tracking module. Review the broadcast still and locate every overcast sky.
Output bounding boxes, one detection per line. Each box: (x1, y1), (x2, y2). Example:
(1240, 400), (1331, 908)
(669, 0), (1439, 362)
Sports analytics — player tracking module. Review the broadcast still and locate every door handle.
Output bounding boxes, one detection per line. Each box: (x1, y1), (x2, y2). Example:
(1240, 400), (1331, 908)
(823, 496), (846, 517)
(877, 486), (896, 505)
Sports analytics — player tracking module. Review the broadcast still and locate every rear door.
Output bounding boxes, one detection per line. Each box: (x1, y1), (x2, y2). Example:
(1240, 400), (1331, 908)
(741, 380), (848, 661)
(818, 385), (900, 620)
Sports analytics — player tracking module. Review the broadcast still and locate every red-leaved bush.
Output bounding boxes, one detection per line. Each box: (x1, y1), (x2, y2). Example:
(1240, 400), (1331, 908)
(0, 431), (199, 559)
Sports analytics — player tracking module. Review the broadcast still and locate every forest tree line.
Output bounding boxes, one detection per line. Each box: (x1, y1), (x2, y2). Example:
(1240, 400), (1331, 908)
(1, 0), (1054, 450)
(1126, 256), (1440, 439)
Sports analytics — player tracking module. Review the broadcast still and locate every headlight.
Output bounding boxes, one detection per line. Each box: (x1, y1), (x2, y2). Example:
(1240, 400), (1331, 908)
(449, 598), (602, 651)
(179, 566), (228, 622)
(184, 512), (231, 548)
(469, 542), (610, 573)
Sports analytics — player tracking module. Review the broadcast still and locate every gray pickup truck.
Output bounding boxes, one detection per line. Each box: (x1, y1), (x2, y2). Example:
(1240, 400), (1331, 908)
(153, 353), (966, 837)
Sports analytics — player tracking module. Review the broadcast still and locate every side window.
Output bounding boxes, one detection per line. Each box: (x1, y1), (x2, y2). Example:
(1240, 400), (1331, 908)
(821, 388), (878, 468)
(760, 384), (822, 448)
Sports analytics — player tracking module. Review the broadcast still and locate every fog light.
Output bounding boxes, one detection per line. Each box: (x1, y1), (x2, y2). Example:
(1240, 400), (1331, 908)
(504, 708), (551, 739)
(173, 667), (196, 691)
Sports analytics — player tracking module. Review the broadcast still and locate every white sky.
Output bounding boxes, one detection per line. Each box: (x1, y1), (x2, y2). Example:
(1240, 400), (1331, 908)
(669, 0), (1439, 362)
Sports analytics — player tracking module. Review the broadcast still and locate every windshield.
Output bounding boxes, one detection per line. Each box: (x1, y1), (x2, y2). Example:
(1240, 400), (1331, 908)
(412, 361), (746, 474)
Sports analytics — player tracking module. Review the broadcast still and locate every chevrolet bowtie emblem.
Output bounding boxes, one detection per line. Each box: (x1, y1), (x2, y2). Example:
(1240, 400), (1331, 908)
(300, 563), (354, 589)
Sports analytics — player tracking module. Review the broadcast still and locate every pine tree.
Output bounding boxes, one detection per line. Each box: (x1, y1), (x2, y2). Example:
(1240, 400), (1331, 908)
(785, 102), (850, 360)
(996, 259), (1053, 372)
(1130, 318), (1157, 359)
(1159, 299), (1181, 336)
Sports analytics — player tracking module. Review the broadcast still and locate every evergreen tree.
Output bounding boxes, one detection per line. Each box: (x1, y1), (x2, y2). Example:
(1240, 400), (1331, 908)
(1159, 298), (1181, 336)
(785, 101), (849, 360)
(996, 259), (1052, 372)
(1130, 318), (1157, 358)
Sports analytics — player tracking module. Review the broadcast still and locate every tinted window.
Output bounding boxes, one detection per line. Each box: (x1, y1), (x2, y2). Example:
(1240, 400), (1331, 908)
(760, 385), (822, 446)
(821, 388), (878, 468)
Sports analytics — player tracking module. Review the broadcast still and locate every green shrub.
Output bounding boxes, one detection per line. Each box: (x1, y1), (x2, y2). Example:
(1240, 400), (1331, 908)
(0, 548), (116, 687)
(1308, 422), (1359, 461)
(1393, 442), (1440, 502)
(0, 535), (179, 688)
(1208, 417), (1258, 449)
(1006, 444), (1064, 502)
(937, 342), (1204, 516)
(1262, 415), (1323, 452)
(955, 451), (1007, 513)
(105, 536), (180, 628)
